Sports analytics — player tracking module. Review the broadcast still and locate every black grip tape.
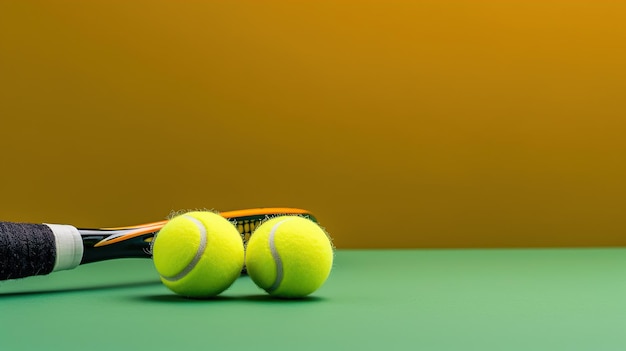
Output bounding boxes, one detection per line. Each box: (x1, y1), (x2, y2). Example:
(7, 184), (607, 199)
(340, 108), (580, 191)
(0, 222), (56, 280)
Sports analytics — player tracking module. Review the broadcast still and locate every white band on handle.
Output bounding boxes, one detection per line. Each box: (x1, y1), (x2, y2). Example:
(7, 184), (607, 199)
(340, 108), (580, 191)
(45, 224), (84, 272)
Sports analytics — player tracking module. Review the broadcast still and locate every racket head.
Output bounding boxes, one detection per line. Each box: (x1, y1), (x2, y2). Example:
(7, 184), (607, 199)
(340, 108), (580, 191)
(91, 207), (317, 247)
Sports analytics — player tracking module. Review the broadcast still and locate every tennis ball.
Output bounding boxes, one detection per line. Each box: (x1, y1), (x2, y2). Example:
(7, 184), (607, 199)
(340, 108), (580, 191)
(152, 211), (244, 298)
(245, 216), (333, 298)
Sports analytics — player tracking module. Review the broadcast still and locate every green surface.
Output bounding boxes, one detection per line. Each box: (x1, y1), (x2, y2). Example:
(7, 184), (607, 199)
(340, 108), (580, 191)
(1, 249), (626, 350)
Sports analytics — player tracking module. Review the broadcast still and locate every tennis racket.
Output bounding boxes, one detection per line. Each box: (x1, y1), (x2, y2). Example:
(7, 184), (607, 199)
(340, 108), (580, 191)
(0, 208), (316, 281)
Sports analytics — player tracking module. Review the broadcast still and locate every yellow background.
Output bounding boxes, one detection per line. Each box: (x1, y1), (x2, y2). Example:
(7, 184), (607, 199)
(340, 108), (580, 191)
(1, 1), (625, 248)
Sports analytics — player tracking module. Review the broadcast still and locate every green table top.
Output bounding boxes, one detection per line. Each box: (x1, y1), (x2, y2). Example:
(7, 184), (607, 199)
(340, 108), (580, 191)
(2, 249), (626, 350)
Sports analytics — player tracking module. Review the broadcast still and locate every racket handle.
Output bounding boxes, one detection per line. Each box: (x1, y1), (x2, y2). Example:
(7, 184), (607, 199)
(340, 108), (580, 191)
(0, 222), (83, 281)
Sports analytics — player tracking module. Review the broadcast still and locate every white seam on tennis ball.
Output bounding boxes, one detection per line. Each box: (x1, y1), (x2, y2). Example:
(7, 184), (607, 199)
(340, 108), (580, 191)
(160, 216), (208, 282)
(267, 218), (293, 293)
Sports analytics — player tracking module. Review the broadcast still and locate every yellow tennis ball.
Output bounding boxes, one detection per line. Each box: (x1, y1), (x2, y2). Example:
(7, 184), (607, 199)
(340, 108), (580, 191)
(152, 211), (244, 298)
(245, 216), (333, 298)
